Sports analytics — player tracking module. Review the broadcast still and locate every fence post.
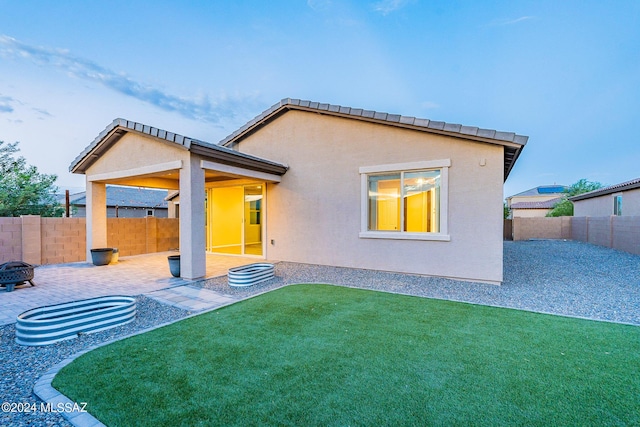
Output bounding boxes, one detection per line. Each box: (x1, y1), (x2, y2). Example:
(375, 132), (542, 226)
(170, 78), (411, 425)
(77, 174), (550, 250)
(21, 215), (42, 265)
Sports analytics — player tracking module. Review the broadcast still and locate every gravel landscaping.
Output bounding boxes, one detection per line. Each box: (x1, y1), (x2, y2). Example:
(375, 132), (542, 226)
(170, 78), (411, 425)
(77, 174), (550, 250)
(197, 240), (640, 326)
(2, 240), (639, 426)
(1, 297), (189, 427)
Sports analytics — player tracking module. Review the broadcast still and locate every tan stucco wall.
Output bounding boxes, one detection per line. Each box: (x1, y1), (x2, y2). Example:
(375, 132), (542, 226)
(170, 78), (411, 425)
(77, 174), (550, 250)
(236, 110), (505, 284)
(574, 188), (640, 217)
(85, 132), (188, 180)
(573, 195), (614, 217)
(508, 194), (560, 205)
(511, 208), (551, 218)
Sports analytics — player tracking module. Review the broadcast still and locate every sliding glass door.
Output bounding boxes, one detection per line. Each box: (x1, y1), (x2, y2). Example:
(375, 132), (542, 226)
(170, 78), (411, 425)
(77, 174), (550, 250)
(207, 184), (263, 256)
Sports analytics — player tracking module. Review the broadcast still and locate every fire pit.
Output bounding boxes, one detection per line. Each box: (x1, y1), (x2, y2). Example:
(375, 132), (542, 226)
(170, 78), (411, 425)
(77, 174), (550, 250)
(0, 261), (36, 292)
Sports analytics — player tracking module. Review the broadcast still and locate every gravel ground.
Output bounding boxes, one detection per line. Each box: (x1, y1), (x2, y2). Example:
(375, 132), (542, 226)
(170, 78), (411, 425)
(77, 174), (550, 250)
(2, 240), (639, 426)
(0, 296), (189, 427)
(197, 240), (640, 325)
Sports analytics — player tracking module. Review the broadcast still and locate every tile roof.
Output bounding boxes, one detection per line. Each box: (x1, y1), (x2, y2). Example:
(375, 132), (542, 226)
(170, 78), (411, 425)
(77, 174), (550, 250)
(569, 177), (640, 201)
(510, 197), (562, 210)
(219, 98), (528, 180)
(508, 185), (568, 198)
(70, 186), (169, 208)
(69, 118), (288, 176)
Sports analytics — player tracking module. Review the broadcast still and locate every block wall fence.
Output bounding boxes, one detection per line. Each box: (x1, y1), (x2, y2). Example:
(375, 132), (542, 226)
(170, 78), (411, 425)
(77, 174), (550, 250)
(0, 216), (179, 265)
(510, 216), (640, 255)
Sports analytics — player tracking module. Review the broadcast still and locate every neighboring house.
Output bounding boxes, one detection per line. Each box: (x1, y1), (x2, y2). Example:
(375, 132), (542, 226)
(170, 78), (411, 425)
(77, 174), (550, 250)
(506, 185), (567, 217)
(69, 185), (169, 218)
(570, 177), (640, 217)
(69, 98), (527, 284)
(165, 191), (180, 218)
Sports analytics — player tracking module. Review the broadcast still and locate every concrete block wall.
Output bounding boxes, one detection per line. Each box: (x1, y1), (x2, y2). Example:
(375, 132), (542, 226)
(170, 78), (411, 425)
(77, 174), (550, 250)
(156, 218), (179, 251)
(512, 217), (572, 241)
(586, 217), (612, 248)
(107, 218), (147, 256)
(0, 216), (179, 265)
(611, 216), (640, 255)
(571, 217), (588, 242)
(0, 217), (23, 263)
(515, 216), (640, 256)
(41, 217), (86, 264)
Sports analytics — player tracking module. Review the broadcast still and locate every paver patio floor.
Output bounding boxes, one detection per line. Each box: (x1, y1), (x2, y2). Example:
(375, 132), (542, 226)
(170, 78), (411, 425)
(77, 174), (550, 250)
(0, 252), (258, 325)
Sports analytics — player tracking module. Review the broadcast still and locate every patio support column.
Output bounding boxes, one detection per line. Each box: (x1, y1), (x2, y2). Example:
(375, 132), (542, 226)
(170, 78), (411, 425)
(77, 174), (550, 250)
(86, 181), (107, 262)
(179, 156), (206, 279)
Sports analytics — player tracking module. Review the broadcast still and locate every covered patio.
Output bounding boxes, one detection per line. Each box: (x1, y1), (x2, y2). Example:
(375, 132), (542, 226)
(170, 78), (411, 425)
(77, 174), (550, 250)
(0, 252), (258, 325)
(69, 118), (288, 280)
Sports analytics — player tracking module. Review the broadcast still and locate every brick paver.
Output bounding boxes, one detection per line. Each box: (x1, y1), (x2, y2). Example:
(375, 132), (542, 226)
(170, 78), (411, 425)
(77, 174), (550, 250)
(0, 252), (257, 325)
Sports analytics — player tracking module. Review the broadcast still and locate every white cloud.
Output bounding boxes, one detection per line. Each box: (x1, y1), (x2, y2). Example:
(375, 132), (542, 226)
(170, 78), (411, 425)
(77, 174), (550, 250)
(372, 0), (410, 16)
(421, 101), (440, 109)
(307, 0), (332, 11)
(488, 16), (536, 26)
(0, 35), (257, 124)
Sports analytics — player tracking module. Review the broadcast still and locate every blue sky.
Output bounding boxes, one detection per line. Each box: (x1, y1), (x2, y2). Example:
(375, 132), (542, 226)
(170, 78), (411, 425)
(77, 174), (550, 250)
(1, 0), (638, 198)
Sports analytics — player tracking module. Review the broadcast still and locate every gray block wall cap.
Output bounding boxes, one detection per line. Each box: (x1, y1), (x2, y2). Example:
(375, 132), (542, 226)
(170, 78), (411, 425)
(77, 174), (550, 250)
(374, 112), (388, 120)
(166, 132), (176, 142)
(427, 121), (445, 130)
(299, 100), (311, 107)
(362, 110), (375, 118)
(339, 106), (351, 114)
(514, 135), (529, 145)
(350, 108), (364, 116)
(328, 104), (340, 112)
(387, 114), (401, 123)
(318, 103), (330, 110)
(309, 102), (319, 109)
(134, 123), (143, 132)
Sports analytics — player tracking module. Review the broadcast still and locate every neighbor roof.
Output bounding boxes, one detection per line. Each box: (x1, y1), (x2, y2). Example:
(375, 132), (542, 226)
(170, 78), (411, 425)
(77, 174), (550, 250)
(70, 118), (288, 176)
(508, 185), (568, 198)
(219, 98), (528, 180)
(70, 186), (169, 209)
(569, 177), (640, 202)
(510, 197), (562, 210)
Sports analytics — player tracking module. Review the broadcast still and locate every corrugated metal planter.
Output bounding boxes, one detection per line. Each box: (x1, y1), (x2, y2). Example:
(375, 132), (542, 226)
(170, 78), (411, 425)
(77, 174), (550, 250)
(15, 296), (136, 346)
(228, 263), (275, 287)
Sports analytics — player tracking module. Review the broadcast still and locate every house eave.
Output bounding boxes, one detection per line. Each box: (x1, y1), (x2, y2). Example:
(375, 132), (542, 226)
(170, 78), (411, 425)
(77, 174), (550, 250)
(219, 99), (527, 181)
(70, 119), (288, 177)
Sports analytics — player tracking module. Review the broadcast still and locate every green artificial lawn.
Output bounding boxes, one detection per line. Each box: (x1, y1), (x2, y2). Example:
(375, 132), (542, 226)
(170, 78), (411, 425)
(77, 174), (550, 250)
(53, 284), (640, 426)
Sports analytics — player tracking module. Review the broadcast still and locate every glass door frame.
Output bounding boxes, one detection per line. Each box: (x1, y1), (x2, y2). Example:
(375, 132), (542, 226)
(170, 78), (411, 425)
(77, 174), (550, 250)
(205, 182), (266, 258)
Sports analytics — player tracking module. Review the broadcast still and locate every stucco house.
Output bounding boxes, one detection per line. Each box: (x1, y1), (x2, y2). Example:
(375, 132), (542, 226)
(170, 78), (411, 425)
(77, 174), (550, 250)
(506, 185), (567, 218)
(69, 185), (169, 218)
(70, 98), (527, 284)
(570, 177), (640, 216)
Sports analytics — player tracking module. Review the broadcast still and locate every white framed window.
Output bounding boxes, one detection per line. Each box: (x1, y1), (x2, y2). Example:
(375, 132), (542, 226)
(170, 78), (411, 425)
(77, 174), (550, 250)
(359, 160), (450, 241)
(614, 194), (622, 216)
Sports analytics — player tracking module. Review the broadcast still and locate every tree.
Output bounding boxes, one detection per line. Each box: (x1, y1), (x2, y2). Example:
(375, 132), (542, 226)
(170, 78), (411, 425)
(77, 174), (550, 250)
(504, 202), (511, 219)
(547, 179), (603, 217)
(0, 140), (64, 217)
